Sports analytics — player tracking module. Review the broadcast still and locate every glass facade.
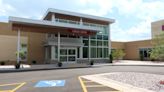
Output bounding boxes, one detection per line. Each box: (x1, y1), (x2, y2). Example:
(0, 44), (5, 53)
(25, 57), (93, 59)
(46, 24), (109, 61)
(82, 26), (109, 59)
(139, 48), (152, 60)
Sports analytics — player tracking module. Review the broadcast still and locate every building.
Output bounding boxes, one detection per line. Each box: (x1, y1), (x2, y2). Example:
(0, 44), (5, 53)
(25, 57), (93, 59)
(111, 19), (164, 61)
(0, 8), (115, 64)
(0, 8), (163, 65)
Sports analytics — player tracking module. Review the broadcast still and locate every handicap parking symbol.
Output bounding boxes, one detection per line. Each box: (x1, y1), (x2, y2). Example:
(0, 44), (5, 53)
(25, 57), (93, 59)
(35, 80), (65, 87)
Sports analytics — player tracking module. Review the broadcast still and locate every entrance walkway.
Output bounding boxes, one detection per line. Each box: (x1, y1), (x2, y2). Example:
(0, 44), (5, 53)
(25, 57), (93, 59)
(94, 60), (164, 67)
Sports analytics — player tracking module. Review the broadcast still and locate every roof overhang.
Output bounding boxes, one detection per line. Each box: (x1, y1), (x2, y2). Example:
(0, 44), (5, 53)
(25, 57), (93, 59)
(43, 8), (115, 23)
(9, 16), (98, 36)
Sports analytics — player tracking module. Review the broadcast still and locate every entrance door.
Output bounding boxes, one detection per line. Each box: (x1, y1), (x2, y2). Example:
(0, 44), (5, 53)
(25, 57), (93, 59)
(60, 48), (76, 62)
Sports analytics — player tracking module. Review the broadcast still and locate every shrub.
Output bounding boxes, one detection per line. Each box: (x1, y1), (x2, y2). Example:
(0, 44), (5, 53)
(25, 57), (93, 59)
(90, 60), (94, 65)
(0, 62), (5, 65)
(32, 60), (37, 64)
(109, 54), (113, 63)
(15, 62), (20, 69)
(57, 62), (62, 67)
(112, 49), (125, 60)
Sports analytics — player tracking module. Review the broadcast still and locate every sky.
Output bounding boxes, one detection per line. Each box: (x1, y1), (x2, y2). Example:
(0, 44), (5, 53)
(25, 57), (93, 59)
(0, 0), (164, 42)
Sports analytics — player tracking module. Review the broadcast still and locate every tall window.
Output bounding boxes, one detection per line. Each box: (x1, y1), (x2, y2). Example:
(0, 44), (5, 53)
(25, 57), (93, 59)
(82, 26), (109, 59)
(139, 48), (152, 60)
(83, 47), (88, 58)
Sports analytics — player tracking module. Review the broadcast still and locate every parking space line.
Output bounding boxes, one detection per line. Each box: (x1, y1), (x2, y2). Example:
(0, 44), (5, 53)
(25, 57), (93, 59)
(0, 83), (22, 87)
(86, 85), (106, 87)
(79, 76), (121, 92)
(11, 82), (26, 92)
(0, 90), (12, 92)
(95, 91), (121, 92)
(0, 82), (26, 92)
(83, 81), (94, 83)
(78, 77), (88, 92)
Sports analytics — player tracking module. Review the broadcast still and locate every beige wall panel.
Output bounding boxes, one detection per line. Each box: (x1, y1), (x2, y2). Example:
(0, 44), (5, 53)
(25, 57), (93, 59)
(151, 20), (164, 38)
(111, 42), (125, 49)
(0, 35), (27, 64)
(27, 32), (46, 64)
(124, 40), (152, 60)
(0, 22), (46, 64)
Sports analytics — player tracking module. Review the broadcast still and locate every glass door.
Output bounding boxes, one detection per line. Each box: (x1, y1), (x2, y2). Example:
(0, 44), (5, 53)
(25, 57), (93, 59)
(60, 48), (76, 62)
(68, 49), (76, 62)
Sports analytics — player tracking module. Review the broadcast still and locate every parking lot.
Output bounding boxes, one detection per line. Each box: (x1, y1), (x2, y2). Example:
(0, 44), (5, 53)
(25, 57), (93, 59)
(0, 65), (164, 92)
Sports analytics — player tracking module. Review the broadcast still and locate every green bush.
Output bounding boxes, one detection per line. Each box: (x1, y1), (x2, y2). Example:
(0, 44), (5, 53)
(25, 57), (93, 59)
(112, 49), (125, 60)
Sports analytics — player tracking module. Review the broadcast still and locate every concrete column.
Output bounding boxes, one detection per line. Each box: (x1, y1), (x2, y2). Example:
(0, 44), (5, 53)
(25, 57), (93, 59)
(45, 47), (48, 60)
(108, 24), (111, 55)
(80, 18), (83, 25)
(80, 36), (83, 59)
(88, 35), (90, 62)
(17, 29), (20, 64)
(57, 32), (60, 62)
(52, 13), (55, 21)
(51, 46), (55, 60)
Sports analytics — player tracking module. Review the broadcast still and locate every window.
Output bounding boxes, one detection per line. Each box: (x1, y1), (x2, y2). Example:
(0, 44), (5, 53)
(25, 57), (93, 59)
(83, 47), (88, 58)
(91, 48), (97, 58)
(60, 56), (67, 61)
(91, 40), (96, 46)
(90, 35), (96, 39)
(103, 35), (108, 40)
(103, 41), (108, 46)
(139, 48), (152, 60)
(60, 49), (67, 55)
(83, 40), (88, 46)
(97, 48), (102, 58)
(77, 48), (80, 58)
(68, 49), (75, 55)
(61, 34), (68, 37)
(97, 35), (102, 40)
(103, 48), (108, 58)
(97, 41), (102, 46)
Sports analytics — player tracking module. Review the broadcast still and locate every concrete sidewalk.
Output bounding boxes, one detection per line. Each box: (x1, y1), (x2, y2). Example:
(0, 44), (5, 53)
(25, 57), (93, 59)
(0, 63), (91, 73)
(0, 60), (164, 73)
(94, 60), (164, 67)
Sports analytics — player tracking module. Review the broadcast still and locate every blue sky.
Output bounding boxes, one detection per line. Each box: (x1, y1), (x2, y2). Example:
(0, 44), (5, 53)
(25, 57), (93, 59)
(0, 0), (164, 42)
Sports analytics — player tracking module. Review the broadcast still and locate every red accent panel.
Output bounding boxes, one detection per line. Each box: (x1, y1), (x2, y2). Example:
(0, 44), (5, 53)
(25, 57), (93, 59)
(162, 25), (164, 31)
(68, 29), (96, 35)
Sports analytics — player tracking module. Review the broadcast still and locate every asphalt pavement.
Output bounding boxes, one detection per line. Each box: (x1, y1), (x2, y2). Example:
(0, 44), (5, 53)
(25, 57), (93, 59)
(0, 65), (164, 92)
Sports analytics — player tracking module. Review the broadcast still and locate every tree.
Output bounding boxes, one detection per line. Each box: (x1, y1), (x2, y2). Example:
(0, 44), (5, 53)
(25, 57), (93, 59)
(112, 49), (125, 61)
(150, 32), (164, 61)
(16, 50), (26, 60)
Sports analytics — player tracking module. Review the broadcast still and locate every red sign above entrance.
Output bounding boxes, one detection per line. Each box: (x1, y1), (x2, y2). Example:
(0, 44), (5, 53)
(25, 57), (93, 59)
(162, 25), (164, 31)
(68, 29), (96, 35)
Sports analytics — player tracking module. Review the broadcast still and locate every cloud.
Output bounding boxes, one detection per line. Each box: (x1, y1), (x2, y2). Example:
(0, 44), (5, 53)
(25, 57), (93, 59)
(111, 20), (152, 42)
(0, 0), (15, 16)
(0, 0), (164, 41)
(78, 0), (113, 16)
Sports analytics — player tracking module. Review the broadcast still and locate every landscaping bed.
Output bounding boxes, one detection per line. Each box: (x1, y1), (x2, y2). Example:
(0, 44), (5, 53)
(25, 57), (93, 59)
(103, 72), (164, 92)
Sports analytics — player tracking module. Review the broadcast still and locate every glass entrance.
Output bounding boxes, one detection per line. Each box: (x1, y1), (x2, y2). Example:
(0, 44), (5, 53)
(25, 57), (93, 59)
(60, 48), (76, 62)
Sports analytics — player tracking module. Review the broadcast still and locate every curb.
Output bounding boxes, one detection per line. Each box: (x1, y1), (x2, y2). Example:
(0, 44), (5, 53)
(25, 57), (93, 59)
(93, 64), (164, 67)
(0, 66), (92, 73)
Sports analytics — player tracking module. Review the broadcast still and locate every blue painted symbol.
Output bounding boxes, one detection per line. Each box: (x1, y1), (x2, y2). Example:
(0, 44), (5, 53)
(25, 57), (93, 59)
(35, 80), (65, 87)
